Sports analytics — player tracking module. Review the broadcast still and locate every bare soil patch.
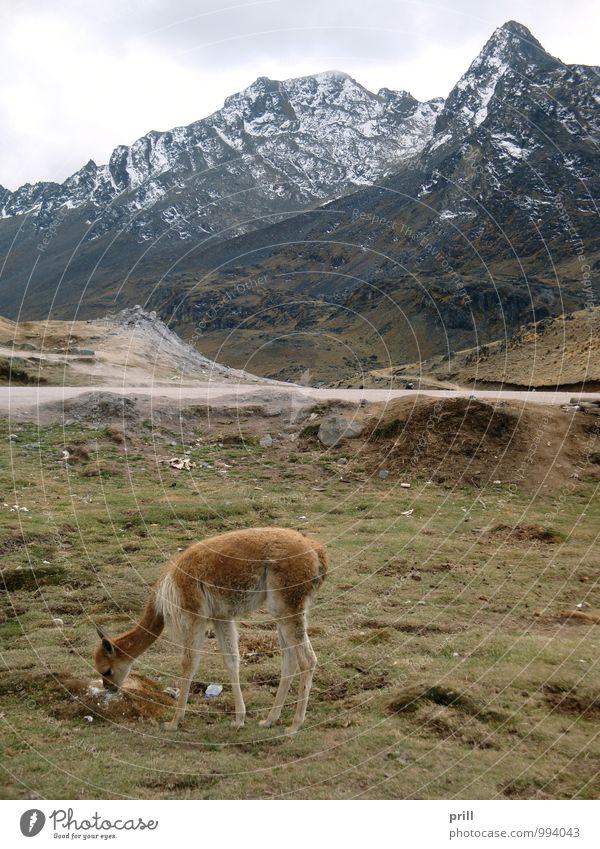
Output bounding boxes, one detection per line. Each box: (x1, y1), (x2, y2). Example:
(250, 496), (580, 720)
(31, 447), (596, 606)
(486, 524), (563, 544)
(358, 396), (598, 490)
(543, 683), (600, 718)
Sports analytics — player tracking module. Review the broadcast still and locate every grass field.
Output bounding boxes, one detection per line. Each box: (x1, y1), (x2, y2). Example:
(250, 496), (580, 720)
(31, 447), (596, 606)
(1, 416), (599, 799)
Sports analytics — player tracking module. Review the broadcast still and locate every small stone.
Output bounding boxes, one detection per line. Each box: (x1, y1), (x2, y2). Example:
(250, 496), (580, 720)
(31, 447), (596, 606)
(83, 715), (93, 723)
(164, 687), (180, 699)
(259, 434), (273, 447)
(400, 482), (411, 488)
(378, 469), (389, 480)
(52, 618), (64, 627)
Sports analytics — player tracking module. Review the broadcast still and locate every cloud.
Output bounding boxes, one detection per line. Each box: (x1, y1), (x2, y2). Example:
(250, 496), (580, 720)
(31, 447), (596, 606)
(0, 0), (598, 188)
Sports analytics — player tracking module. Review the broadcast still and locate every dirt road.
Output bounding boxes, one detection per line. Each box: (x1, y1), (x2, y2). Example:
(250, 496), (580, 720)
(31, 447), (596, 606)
(1, 383), (597, 412)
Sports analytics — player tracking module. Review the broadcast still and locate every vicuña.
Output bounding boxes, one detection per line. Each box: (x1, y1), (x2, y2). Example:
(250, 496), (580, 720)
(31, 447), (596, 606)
(94, 527), (328, 734)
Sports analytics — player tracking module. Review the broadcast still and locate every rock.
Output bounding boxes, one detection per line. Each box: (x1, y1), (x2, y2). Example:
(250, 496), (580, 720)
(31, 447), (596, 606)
(259, 434), (273, 447)
(400, 482), (411, 488)
(23, 442), (41, 450)
(169, 457), (196, 471)
(578, 402), (600, 416)
(8, 434), (18, 441)
(318, 416), (363, 447)
(571, 397), (600, 407)
(378, 469), (389, 479)
(264, 406), (284, 417)
(52, 618), (64, 627)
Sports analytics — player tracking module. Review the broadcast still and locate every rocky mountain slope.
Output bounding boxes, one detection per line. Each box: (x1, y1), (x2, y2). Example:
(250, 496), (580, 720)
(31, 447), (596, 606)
(149, 20), (598, 380)
(0, 73), (440, 317)
(0, 21), (598, 382)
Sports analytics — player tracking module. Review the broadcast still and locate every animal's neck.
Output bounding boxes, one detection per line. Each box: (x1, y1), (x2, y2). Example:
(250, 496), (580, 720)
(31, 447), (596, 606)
(114, 588), (164, 659)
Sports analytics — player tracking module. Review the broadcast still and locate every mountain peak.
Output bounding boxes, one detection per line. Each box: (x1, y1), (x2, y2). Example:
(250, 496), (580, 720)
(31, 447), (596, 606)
(479, 19), (553, 68)
(428, 20), (558, 141)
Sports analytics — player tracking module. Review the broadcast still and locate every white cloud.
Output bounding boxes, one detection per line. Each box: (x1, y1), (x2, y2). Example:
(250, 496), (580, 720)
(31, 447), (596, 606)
(0, 0), (597, 189)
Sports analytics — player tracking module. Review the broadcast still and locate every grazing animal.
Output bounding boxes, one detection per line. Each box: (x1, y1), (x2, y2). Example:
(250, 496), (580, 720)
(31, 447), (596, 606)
(94, 527), (328, 734)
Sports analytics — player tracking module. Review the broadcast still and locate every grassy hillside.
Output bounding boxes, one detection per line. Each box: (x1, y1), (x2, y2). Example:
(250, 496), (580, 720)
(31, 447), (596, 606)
(337, 307), (600, 391)
(1, 402), (599, 799)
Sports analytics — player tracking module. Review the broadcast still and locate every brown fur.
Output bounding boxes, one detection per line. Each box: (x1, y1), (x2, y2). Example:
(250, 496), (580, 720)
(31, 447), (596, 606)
(94, 527), (328, 734)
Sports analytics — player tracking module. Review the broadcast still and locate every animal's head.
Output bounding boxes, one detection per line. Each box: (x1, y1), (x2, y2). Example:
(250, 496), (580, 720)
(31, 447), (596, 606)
(93, 626), (133, 691)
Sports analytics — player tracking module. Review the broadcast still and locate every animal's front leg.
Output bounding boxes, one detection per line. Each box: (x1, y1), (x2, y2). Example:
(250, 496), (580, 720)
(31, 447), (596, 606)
(214, 619), (246, 729)
(164, 623), (206, 730)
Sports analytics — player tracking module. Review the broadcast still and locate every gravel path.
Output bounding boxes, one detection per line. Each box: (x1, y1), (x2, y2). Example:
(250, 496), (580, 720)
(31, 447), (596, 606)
(1, 383), (598, 412)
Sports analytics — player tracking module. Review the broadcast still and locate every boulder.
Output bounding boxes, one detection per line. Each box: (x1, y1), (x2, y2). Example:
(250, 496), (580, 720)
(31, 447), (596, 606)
(318, 416), (363, 447)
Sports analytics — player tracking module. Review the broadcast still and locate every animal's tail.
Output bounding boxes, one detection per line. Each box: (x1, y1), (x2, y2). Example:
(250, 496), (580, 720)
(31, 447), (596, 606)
(312, 542), (329, 590)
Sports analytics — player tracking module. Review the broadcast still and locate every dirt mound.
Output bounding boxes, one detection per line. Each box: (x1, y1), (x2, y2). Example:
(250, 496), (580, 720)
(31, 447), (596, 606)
(363, 397), (521, 486)
(358, 396), (599, 490)
(387, 683), (480, 716)
(49, 672), (174, 723)
(486, 524), (563, 544)
(46, 391), (137, 423)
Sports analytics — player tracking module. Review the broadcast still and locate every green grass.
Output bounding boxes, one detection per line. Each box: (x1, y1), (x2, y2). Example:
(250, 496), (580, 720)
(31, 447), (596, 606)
(0, 418), (599, 799)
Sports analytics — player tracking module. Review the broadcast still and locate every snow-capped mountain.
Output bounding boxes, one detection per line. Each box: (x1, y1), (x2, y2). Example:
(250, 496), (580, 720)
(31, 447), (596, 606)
(138, 19), (598, 377)
(0, 72), (441, 242)
(0, 20), (598, 383)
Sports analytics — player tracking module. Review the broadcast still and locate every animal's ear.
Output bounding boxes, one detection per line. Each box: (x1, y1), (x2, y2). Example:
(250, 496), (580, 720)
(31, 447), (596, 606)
(101, 638), (115, 657)
(95, 625), (115, 656)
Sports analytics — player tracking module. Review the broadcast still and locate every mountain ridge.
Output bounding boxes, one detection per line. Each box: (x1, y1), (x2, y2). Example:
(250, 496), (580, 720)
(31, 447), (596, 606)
(0, 20), (598, 382)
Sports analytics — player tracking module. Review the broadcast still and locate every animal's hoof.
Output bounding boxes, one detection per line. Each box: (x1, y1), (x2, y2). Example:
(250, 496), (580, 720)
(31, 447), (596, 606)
(161, 721), (179, 731)
(258, 718), (273, 728)
(231, 719), (245, 730)
(285, 725), (300, 737)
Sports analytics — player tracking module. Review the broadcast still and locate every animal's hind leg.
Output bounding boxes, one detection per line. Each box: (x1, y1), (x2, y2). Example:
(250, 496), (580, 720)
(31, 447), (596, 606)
(259, 624), (296, 728)
(278, 612), (317, 735)
(214, 619), (246, 729)
(164, 615), (207, 731)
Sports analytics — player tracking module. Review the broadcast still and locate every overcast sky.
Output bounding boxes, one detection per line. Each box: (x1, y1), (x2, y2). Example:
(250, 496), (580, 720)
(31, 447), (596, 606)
(1, 0), (598, 189)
